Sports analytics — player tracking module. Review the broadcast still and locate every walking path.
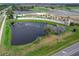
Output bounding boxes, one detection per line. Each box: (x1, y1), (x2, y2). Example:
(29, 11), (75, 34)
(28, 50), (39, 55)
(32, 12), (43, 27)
(0, 15), (6, 44)
(0, 6), (11, 44)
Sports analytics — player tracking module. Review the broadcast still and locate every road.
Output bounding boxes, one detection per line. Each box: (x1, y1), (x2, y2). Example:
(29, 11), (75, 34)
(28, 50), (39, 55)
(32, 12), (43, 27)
(71, 51), (79, 56)
(0, 6), (12, 14)
(53, 42), (79, 56)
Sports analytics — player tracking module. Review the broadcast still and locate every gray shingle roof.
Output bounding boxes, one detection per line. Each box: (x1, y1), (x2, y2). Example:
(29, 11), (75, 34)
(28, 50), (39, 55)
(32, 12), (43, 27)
(14, 10), (79, 16)
(48, 10), (79, 16)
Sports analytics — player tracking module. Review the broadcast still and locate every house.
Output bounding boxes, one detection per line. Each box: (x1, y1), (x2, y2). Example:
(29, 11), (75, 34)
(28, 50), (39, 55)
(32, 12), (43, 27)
(13, 10), (79, 25)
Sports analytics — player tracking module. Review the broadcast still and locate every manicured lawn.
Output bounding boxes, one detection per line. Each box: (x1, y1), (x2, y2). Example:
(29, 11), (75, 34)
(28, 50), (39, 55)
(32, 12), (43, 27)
(15, 19), (64, 26)
(54, 6), (79, 11)
(2, 18), (12, 48)
(0, 19), (4, 29)
(0, 21), (2, 28)
(68, 6), (79, 9)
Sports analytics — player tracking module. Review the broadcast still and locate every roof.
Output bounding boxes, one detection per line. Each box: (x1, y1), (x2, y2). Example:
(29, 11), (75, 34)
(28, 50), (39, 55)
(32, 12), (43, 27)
(14, 10), (79, 16)
(48, 10), (79, 16)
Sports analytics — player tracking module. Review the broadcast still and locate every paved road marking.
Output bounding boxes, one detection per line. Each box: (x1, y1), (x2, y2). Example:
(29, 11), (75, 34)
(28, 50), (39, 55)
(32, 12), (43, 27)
(53, 42), (79, 56)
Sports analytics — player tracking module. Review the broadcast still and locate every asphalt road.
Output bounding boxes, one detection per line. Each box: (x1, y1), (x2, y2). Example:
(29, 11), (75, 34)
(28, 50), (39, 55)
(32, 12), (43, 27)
(71, 51), (79, 56)
(53, 42), (79, 56)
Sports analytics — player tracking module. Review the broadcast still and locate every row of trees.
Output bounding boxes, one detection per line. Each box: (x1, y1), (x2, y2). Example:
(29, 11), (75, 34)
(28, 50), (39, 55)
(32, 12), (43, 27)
(12, 5), (34, 11)
(0, 4), (9, 11)
(6, 7), (14, 19)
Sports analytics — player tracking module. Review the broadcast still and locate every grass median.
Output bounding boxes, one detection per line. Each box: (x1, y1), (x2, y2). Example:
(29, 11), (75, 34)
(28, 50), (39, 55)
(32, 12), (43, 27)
(2, 18), (12, 48)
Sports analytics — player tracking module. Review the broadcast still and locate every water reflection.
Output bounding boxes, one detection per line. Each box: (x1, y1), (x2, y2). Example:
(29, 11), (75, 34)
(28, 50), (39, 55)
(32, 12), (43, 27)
(11, 22), (47, 45)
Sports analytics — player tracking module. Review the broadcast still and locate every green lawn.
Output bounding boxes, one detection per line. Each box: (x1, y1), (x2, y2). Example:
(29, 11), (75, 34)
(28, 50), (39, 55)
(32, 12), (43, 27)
(25, 32), (79, 56)
(68, 6), (79, 9)
(2, 18), (12, 48)
(0, 19), (4, 29)
(15, 19), (64, 26)
(0, 21), (2, 28)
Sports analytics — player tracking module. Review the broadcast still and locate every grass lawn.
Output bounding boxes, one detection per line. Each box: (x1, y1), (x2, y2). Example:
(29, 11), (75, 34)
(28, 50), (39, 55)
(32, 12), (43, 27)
(54, 6), (79, 11)
(0, 21), (2, 29)
(0, 19), (4, 29)
(15, 19), (64, 26)
(2, 18), (12, 48)
(1, 19), (79, 56)
(68, 6), (79, 9)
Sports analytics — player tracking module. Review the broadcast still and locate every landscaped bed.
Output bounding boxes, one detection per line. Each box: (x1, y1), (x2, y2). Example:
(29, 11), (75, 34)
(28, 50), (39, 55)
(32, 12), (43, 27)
(1, 19), (79, 56)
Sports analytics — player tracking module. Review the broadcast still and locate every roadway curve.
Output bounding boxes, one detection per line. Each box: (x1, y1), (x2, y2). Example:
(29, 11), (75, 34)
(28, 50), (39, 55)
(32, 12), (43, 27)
(53, 42), (79, 56)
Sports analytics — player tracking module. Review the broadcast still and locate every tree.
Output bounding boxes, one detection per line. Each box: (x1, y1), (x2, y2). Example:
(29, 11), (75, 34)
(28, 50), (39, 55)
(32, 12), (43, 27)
(50, 6), (55, 9)
(70, 22), (75, 26)
(44, 27), (51, 36)
(72, 28), (76, 32)
(6, 7), (14, 19)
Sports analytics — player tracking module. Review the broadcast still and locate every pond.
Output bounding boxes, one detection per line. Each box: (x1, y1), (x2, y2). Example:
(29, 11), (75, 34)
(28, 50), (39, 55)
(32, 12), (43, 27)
(11, 22), (47, 45)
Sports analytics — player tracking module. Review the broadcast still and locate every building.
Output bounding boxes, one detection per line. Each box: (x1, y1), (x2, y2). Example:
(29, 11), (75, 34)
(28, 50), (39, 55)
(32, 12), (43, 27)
(13, 10), (79, 25)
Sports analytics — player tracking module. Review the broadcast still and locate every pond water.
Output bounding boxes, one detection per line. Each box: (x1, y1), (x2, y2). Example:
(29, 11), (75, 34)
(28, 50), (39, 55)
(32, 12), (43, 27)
(11, 22), (47, 45)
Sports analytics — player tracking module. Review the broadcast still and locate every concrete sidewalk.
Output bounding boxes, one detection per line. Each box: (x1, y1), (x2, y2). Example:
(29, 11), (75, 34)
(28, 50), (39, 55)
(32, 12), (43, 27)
(0, 15), (6, 44)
